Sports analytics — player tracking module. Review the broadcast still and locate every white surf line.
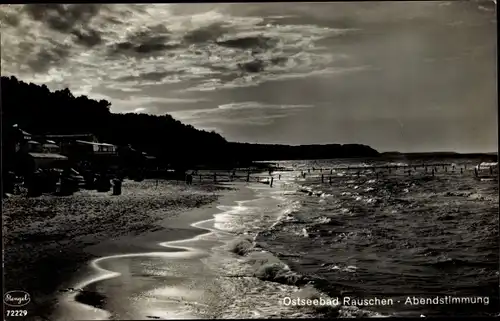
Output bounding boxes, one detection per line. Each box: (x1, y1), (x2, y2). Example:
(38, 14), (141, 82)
(64, 187), (261, 317)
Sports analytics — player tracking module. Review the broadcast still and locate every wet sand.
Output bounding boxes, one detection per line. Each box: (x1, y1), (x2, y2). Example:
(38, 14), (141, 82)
(53, 183), (257, 320)
(2, 180), (233, 321)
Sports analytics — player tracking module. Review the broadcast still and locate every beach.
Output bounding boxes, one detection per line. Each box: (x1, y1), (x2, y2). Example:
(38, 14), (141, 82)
(49, 178), (330, 320)
(2, 180), (231, 321)
(46, 170), (386, 320)
(3, 160), (498, 320)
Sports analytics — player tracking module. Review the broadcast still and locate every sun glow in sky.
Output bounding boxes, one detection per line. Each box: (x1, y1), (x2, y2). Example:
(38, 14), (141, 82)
(1, 2), (497, 152)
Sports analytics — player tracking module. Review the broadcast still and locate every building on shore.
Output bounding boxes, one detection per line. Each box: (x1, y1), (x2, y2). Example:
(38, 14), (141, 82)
(18, 152), (69, 173)
(74, 140), (118, 155)
(5, 127), (159, 178)
(3, 126), (69, 176)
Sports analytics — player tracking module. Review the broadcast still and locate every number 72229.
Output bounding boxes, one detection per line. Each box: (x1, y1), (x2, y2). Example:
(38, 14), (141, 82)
(6, 310), (28, 317)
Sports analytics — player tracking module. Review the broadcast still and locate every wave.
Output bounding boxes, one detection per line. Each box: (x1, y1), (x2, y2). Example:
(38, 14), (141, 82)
(228, 236), (254, 256)
(205, 177), (392, 318)
(427, 257), (497, 269)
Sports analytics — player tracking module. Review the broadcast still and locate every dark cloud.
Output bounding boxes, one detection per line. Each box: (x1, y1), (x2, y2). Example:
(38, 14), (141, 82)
(237, 56), (289, 74)
(21, 4), (104, 57)
(72, 28), (103, 48)
(216, 36), (277, 50)
(1, 12), (20, 27)
(110, 40), (179, 57)
(238, 59), (266, 73)
(135, 42), (173, 54)
(108, 25), (178, 57)
(270, 56), (288, 66)
(183, 23), (227, 44)
(23, 4), (101, 33)
(117, 71), (183, 82)
(27, 45), (71, 73)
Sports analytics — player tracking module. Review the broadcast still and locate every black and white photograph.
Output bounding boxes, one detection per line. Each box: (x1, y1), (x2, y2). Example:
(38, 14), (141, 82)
(1, 1), (498, 320)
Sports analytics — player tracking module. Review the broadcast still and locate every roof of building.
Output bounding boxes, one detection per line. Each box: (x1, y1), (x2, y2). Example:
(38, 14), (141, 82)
(44, 134), (95, 138)
(42, 143), (59, 148)
(28, 153), (68, 160)
(75, 140), (116, 147)
(12, 125), (31, 136)
(478, 162), (498, 168)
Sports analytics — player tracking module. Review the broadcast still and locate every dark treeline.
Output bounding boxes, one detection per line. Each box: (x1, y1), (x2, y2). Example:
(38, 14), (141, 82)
(1, 76), (379, 169)
(1, 76), (228, 168)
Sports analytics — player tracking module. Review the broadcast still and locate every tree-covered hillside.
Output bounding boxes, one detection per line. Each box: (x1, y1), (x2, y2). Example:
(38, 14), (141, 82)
(1, 76), (228, 167)
(1, 76), (379, 168)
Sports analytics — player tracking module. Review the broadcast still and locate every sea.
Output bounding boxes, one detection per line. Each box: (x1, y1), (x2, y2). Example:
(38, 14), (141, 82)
(57, 157), (499, 319)
(247, 158), (499, 318)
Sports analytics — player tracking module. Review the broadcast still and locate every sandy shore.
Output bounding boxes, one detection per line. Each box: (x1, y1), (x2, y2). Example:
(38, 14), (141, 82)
(2, 180), (233, 321)
(52, 183), (257, 320)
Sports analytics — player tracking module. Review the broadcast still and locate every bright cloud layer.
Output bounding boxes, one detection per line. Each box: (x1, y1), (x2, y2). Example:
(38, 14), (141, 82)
(169, 101), (314, 126)
(0, 4), (357, 95)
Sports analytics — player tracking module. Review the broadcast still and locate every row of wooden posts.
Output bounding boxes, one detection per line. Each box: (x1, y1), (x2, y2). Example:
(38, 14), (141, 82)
(188, 172), (276, 186)
(302, 164), (496, 181)
(187, 163), (496, 186)
(301, 163), (458, 172)
(300, 163), (497, 176)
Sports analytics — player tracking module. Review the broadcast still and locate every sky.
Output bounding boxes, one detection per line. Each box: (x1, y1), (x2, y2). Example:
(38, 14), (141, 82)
(1, 2), (497, 153)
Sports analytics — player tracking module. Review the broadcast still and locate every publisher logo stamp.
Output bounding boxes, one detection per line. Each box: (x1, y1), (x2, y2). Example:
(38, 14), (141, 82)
(4, 291), (31, 307)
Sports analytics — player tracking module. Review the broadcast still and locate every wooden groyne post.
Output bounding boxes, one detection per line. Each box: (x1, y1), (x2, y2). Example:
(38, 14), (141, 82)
(321, 174), (324, 183)
(329, 176), (332, 185)
(474, 167), (478, 178)
(247, 172), (250, 182)
(214, 173), (217, 183)
(270, 177), (274, 187)
(460, 168), (463, 174)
